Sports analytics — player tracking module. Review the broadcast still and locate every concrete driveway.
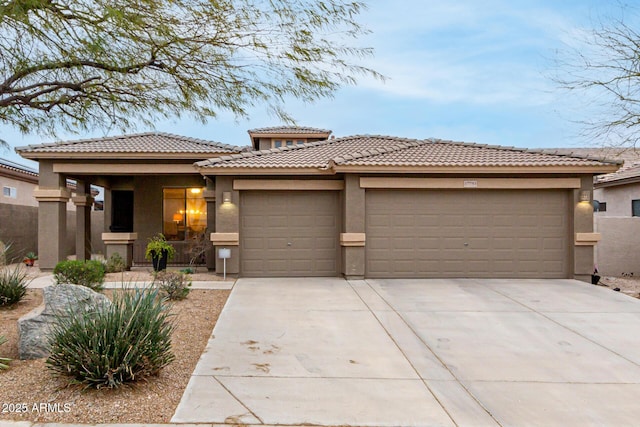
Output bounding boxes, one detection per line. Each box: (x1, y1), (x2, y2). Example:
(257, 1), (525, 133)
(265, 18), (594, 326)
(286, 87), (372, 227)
(172, 278), (640, 426)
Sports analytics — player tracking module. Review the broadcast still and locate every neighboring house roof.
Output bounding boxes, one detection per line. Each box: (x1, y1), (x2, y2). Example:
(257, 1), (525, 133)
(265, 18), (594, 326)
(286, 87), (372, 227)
(15, 132), (244, 159)
(0, 158), (100, 196)
(594, 161), (640, 188)
(544, 147), (640, 164)
(0, 158), (39, 184)
(247, 126), (332, 136)
(546, 147), (640, 188)
(0, 158), (38, 176)
(196, 135), (620, 174)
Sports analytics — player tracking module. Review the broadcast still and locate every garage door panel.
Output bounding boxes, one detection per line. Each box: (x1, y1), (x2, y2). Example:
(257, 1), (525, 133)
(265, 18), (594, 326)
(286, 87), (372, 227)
(366, 189), (569, 278)
(240, 191), (340, 277)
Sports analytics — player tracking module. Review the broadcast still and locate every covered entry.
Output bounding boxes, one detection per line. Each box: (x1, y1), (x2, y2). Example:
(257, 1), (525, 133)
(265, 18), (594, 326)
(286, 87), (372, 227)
(366, 189), (570, 278)
(240, 190), (341, 277)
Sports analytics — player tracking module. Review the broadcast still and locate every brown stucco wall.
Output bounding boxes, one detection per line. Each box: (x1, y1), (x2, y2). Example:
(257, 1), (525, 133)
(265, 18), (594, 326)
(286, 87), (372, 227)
(595, 217), (640, 276)
(0, 204), (104, 263)
(214, 176), (239, 274)
(342, 174), (365, 279)
(0, 204), (38, 259)
(573, 175), (597, 282)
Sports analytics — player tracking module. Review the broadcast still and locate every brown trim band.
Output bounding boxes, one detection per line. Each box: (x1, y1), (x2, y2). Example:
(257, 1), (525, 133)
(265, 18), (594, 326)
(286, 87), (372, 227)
(102, 232), (138, 244)
(210, 232), (239, 246)
(340, 233), (366, 247)
(360, 177), (582, 189)
(33, 186), (71, 202)
(575, 232), (601, 246)
(233, 179), (344, 191)
(53, 163), (199, 174)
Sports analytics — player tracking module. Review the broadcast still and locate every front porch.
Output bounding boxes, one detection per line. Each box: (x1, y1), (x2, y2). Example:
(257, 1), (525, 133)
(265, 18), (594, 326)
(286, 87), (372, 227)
(15, 133), (244, 271)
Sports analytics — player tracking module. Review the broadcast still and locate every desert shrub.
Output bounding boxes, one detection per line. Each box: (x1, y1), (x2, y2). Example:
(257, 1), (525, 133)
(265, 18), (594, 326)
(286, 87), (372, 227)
(0, 265), (29, 306)
(0, 335), (11, 370)
(0, 241), (10, 266)
(53, 260), (106, 292)
(105, 253), (126, 273)
(46, 288), (175, 389)
(154, 271), (191, 301)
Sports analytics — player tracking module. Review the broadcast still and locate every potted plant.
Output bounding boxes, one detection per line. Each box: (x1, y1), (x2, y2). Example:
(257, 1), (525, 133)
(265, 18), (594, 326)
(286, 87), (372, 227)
(23, 251), (38, 267)
(145, 233), (175, 271)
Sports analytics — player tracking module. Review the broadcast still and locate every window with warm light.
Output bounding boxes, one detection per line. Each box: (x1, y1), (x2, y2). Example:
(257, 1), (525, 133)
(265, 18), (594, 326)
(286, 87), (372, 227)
(163, 188), (207, 241)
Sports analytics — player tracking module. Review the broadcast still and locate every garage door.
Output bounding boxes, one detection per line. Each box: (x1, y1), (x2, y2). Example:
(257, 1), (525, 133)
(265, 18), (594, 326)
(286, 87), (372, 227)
(366, 189), (570, 278)
(240, 191), (340, 277)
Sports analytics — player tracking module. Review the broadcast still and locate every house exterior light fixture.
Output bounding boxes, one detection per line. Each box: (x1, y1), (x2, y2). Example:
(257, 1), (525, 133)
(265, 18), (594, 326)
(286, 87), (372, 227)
(580, 190), (591, 202)
(222, 191), (232, 204)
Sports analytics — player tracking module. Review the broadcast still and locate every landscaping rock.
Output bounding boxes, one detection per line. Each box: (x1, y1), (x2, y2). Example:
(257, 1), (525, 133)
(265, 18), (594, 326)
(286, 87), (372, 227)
(17, 284), (111, 359)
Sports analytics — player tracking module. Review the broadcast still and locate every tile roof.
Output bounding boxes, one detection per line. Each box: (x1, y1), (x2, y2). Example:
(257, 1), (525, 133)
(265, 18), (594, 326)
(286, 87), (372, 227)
(197, 135), (418, 169)
(595, 161), (640, 185)
(0, 158), (38, 176)
(247, 126), (332, 135)
(15, 132), (243, 155)
(543, 147), (640, 164)
(197, 135), (620, 171)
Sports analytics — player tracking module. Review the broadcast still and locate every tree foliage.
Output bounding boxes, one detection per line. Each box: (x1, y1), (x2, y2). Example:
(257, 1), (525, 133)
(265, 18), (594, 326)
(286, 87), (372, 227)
(554, 8), (640, 149)
(0, 0), (381, 135)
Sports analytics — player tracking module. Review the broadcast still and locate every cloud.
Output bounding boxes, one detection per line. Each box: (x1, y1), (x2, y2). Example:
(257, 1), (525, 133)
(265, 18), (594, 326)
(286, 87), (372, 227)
(356, 0), (593, 106)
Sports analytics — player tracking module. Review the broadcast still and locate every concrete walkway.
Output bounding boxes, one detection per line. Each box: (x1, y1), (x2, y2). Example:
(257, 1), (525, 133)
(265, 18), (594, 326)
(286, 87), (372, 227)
(27, 274), (233, 290)
(173, 278), (640, 427)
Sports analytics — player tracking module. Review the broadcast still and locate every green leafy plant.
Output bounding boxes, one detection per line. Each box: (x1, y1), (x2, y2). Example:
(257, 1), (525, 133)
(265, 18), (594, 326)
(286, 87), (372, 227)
(0, 335), (10, 370)
(0, 265), (29, 306)
(105, 253), (126, 273)
(46, 288), (175, 389)
(154, 271), (191, 301)
(53, 260), (106, 292)
(145, 233), (176, 261)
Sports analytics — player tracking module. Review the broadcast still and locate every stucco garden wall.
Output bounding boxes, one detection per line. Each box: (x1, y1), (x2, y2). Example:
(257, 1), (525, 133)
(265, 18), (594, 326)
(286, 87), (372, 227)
(595, 216), (640, 276)
(0, 204), (103, 262)
(0, 204), (38, 258)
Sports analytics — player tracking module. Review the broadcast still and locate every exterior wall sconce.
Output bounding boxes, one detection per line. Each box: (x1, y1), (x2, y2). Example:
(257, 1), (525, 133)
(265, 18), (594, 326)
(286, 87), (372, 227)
(222, 191), (232, 204)
(579, 190), (591, 202)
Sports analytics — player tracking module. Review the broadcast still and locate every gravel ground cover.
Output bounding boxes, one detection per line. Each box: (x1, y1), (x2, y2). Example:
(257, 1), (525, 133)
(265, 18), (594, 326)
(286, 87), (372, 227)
(0, 286), (229, 424)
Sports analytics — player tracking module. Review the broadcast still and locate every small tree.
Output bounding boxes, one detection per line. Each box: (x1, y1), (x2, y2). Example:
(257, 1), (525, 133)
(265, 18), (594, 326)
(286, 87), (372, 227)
(553, 7), (640, 148)
(0, 0), (381, 136)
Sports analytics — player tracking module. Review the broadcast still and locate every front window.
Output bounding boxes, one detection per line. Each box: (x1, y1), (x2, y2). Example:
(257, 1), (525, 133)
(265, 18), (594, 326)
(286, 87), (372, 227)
(633, 199), (640, 217)
(163, 187), (207, 241)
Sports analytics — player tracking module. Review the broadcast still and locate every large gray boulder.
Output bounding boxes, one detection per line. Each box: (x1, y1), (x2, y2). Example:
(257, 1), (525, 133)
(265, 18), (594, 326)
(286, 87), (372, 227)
(18, 284), (111, 359)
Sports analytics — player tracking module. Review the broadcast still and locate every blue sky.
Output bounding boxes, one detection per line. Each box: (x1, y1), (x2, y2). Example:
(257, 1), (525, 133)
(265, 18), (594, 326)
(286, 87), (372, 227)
(0, 0), (629, 167)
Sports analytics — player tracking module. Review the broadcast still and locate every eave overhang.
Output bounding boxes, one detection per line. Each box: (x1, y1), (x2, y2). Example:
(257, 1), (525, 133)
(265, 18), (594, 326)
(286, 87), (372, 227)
(594, 176), (640, 189)
(17, 151), (233, 160)
(197, 163), (620, 176)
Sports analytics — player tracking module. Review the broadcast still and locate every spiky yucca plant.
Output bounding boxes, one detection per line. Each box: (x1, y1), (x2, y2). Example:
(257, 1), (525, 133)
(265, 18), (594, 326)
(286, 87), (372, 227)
(46, 288), (175, 388)
(0, 265), (29, 306)
(0, 335), (10, 370)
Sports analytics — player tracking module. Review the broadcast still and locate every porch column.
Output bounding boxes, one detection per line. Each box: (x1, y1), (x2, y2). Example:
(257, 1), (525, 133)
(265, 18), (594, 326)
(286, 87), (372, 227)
(72, 180), (94, 261)
(211, 176), (239, 276)
(204, 177), (216, 271)
(34, 161), (69, 270)
(341, 174), (366, 279)
(573, 175), (599, 283)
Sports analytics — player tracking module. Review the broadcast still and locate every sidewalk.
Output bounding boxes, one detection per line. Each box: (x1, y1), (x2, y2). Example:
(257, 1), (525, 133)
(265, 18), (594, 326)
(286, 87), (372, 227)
(27, 274), (234, 290)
